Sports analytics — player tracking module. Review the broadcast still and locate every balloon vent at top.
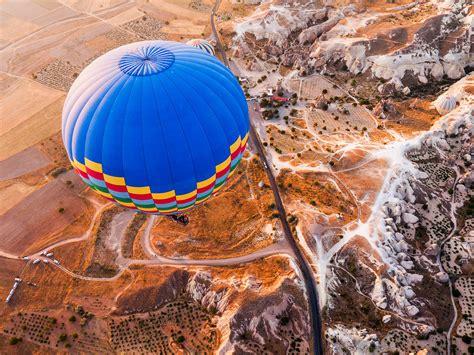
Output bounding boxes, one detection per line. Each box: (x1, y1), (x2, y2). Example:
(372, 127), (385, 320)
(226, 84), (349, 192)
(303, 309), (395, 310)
(62, 41), (249, 215)
(119, 46), (175, 76)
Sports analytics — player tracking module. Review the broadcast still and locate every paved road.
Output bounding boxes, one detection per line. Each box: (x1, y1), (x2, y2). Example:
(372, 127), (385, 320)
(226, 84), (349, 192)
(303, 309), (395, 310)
(210, 6), (323, 355)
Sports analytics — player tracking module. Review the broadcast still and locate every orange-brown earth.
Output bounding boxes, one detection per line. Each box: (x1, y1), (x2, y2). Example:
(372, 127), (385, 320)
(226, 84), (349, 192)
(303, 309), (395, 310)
(0, 252), (299, 353)
(150, 159), (276, 259)
(0, 179), (93, 256)
(277, 169), (358, 226)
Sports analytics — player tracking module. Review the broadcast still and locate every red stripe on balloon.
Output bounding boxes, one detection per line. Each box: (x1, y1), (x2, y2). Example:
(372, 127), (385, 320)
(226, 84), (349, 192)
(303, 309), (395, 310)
(129, 192), (153, 200)
(176, 195), (197, 204)
(197, 182), (215, 194)
(86, 168), (104, 180)
(106, 182), (128, 193)
(153, 196), (176, 204)
(216, 164), (230, 178)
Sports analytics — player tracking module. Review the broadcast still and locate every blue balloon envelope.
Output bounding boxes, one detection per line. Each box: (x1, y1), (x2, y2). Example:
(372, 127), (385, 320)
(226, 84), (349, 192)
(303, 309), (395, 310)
(62, 40), (249, 214)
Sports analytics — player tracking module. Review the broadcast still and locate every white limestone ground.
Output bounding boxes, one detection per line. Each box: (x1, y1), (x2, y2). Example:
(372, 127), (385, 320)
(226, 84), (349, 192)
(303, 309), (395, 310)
(326, 324), (379, 354)
(324, 74), (473, 352)
(232, 0), (473, 347)
(234, 5), (326, 47)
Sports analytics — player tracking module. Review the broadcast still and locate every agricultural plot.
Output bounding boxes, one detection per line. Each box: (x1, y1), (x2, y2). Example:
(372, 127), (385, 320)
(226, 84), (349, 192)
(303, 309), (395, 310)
(307, 103), (375, 134)
(455, 276), (474, 338)
(109, 299), (218, 353)
(0, 179), (87, 255)
(0, 146), (51, 181)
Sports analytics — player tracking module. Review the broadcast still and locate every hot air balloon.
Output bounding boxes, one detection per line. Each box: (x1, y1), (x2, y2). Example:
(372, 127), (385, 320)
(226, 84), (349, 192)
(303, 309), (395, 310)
(434, 95), (457, 115)
(186, 38), (216, 56)
(62, 40), (249, 215)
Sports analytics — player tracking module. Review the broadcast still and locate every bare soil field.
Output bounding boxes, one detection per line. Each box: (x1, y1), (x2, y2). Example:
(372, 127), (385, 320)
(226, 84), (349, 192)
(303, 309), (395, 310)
(384, 98), (439, 136)
(0, 95), (64, 161)
(0, 147), (51, 182)
(0, 182), (39, 216)
(0, 179), (88, 255)
(0, 258), (25, 298)
(0, 75), (62, 135)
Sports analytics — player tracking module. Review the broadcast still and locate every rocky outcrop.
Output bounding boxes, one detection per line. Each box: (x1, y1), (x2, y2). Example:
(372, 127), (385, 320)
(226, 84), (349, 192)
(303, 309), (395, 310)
(299, 12), (343, 44)
(310, 2), (472, 92)
(219, 279), (310, 354)
(187, 271), (231, 314)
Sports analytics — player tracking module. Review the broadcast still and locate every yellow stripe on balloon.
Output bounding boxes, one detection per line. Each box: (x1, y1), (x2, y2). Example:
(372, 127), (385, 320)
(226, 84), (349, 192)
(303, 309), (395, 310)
(121, 202), (136, 208)
(241, 132), (249, 146)
(73, 159), (87, 173)
(103, 174), (126, 185)
(127, 185), (151, 194)
(177, 205), (194, 212)
(176, 190), (197, 201)
(85, 158), (102, 173)
(216, 156), (231, 172)
(230, 137), (241, 153)
(152, 190), (175, 199)
(197, 175), (216, 188)
(138, 206), (158, 212)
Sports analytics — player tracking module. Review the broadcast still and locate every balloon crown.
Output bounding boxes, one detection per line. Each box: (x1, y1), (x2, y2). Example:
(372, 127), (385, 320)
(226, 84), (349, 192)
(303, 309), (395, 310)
(118, 45), (175, 76)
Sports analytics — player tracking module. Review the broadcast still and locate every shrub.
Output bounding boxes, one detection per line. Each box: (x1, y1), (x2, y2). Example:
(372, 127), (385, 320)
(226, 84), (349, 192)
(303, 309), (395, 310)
(368, 342), (376, 352)
(59, 333), (67, 342)
(9, 337), (22, 345)
(69, 315), (76, 322)
(58, 207), (65, 213)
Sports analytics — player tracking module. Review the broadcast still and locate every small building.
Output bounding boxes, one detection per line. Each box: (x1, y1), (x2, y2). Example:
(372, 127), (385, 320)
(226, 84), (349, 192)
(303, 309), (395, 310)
(271, 95), (288, 102)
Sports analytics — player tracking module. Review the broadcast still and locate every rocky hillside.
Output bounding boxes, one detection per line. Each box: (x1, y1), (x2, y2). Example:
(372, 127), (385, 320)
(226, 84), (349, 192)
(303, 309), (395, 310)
(233, 0), (472, 94)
